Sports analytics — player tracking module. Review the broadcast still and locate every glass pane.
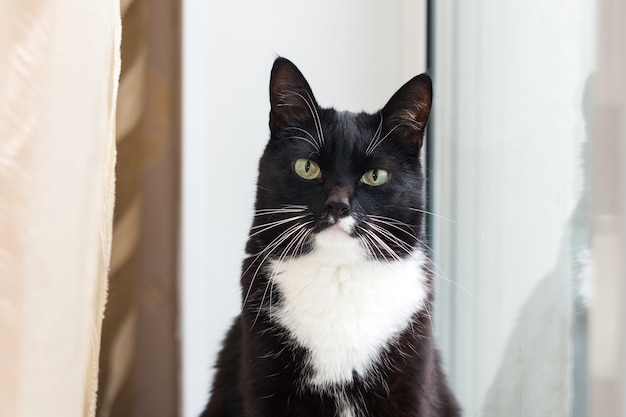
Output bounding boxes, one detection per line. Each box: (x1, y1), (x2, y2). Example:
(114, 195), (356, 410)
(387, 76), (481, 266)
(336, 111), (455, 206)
(430, 2), (596, 416)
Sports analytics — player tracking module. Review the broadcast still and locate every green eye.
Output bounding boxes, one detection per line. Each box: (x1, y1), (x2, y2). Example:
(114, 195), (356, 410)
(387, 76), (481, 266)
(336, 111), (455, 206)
(294, 158), (321, 180)
(361, 168), (389, 186)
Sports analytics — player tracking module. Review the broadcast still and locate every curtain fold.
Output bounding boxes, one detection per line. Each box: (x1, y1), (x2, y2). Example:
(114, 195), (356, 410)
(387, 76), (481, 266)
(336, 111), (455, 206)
(97, 0), (181, 415)
(0, 1), (121, 416)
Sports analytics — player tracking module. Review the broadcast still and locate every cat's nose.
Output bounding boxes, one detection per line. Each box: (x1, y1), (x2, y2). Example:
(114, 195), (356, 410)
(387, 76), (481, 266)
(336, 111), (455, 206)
(325, 186), (351, 219)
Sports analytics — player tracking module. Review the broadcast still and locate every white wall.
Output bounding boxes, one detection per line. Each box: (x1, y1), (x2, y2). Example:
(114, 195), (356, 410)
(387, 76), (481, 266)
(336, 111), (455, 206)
(181, 2), (426, 416)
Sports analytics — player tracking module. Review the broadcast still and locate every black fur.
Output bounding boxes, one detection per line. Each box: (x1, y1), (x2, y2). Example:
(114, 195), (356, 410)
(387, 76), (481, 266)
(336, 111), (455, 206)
(200, 58), (460, 417)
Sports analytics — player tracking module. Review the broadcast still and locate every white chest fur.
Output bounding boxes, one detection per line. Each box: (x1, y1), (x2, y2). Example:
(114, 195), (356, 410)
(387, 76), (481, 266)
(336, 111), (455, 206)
(270, 226), (428, 390)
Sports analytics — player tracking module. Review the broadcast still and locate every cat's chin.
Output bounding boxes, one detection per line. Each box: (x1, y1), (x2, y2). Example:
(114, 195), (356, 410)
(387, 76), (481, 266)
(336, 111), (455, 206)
(313, 216), (366, 264)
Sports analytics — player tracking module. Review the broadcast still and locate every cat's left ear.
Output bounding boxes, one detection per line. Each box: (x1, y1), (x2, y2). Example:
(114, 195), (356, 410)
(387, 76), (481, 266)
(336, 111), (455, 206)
(381, 73), (432, 149)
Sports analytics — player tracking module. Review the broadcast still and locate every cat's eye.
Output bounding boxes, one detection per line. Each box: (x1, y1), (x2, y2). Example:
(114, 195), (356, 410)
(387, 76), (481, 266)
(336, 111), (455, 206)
(294, 158), (321, 180)
(361, 168), (389, 186)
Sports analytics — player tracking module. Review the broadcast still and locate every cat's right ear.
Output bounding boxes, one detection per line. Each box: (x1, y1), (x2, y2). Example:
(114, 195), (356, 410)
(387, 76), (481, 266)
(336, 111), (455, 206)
(269, 57), (319, 132)
(381, 73), (433, 150)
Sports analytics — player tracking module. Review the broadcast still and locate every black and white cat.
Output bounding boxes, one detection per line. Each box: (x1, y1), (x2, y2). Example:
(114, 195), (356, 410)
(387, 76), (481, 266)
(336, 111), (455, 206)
(200, 58), (460, 417)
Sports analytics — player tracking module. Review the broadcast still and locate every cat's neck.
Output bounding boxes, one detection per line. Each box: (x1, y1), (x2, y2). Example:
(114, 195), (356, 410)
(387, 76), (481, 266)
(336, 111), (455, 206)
(268, 225), (429, 391)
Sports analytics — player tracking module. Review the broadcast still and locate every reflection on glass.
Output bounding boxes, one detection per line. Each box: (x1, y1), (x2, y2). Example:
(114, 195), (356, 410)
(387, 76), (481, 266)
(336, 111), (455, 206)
(430, 2), (595, 416)
(481, 75), (592, 417)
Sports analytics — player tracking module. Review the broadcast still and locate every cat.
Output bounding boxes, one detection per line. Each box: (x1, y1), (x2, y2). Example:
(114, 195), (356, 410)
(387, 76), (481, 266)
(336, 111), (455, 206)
(200, 57), (460, 417)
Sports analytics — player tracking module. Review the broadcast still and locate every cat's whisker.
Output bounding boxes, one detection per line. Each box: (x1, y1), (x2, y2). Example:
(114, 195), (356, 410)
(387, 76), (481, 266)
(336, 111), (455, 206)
(256, 224), (312, 326)
(368, 215), (418, 239)
(356, 226), (387, 262)
(357, 233), (378, 262)
(246, 225), (307, 281)
(357, 225), (401, 262)
(365, 122), (404, 156)
(248, 221), (308, 278)
(282, 135), (321, 154)
(246, 220), (314, 316)
(273, 225), (311, 283)
(243, 221), (311, 309)
(284, 89), (324, 148)
(268, 279), (275, 323)
(285, 126), (317, 142)
(365, 113), (384, 156)
(366, 219), (444, 272)
(371, 231), (472, 297)
(304, 89), (325, 146)
(406, 235), (460, 290)
(366, 222), (411, 249)
(254, 205), (307, 214)
(422, 299), (436, 330)
(368, 214), (417, 227)
(362, 220), (472, 296)
(249, 215), (308, 238)
(422, 263), (475, 297)
(406, 207), (456, 223)
(364, 221), (415, 257)
(367, 214), (444, 260)
(253, 207), (307, 217)
(254, 209), (304, 217)
(295, 229), (313, 258)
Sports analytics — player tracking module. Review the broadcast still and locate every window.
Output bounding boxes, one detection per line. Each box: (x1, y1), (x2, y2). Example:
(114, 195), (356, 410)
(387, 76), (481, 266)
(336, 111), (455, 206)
(430, 1), (626, 416)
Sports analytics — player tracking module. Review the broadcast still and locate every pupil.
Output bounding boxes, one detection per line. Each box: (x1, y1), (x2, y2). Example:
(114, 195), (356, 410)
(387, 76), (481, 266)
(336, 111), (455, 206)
(372, 170), (378, 181)
(305, 160), (310, 172)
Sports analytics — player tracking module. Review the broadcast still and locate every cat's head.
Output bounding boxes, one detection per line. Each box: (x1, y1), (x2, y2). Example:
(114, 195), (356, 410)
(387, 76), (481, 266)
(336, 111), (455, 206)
(248, 57), (432, 262)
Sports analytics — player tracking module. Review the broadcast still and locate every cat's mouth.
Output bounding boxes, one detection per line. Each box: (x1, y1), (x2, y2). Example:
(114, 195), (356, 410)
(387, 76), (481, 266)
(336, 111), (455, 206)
(319, 216), (356, 235)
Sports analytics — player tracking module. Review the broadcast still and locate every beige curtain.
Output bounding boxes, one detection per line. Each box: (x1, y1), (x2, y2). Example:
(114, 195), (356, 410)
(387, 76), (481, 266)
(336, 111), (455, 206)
(0, 1), (121, 417)
(97, 0), (181, 416)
